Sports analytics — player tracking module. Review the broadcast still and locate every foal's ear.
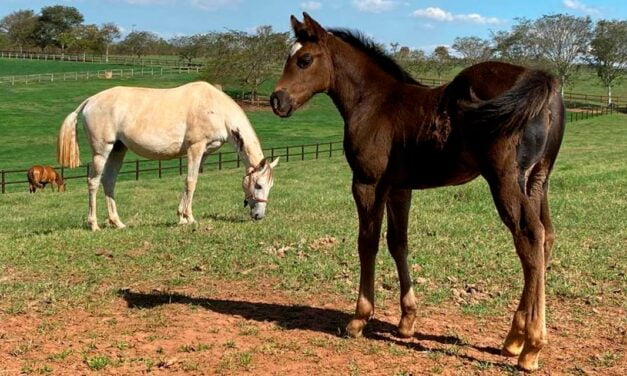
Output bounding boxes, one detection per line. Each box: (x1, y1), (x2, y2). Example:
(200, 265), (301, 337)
(302, 12), (328, 41)
(290, 15), (306, 37)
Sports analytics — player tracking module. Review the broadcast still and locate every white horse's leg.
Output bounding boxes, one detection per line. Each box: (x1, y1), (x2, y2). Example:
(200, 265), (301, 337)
(87, 145), (113, 231)
(102, 143), (128, 229)
(178, 143), (205, 224)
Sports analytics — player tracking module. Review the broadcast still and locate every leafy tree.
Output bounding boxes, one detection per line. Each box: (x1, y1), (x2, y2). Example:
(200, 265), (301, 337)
(99, 23), (121, 62)
(32, 5), (84, 50)
(588, 20), (627, 106)
(431, 46), (452, 79)
(119, 31), (160, 59)
(239, 26), (290, 100)
(491, 19), (540, 64)
(0, 9), (37, 53)
(527, 14), (592, 94)
(452, 36), (492, 64)
(170, 34), (210, 65)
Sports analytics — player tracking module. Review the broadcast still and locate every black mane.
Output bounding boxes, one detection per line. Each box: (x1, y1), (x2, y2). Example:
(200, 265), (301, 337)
(328, 28), (424, 86)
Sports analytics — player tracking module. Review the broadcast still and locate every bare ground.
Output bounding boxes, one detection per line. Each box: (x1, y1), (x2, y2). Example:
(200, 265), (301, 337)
(0, 280), (625, 375)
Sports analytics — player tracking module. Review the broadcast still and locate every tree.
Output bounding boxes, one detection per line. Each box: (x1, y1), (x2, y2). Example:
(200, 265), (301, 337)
(119, 31), (160, 59)
(389, 42), (399, 55)
(528, 14), (592, 95)
(100, 23), (120, 62)
(491, 19), (541, 64)
(170, 34), (209, 65)
(0, 9), (37, 53)
(452, 36), (492, 64)
(588, 20), (627, 106)
(430, 46), (452, 79)
(239, 26), (290, 100)
(32, 5), (84, 50)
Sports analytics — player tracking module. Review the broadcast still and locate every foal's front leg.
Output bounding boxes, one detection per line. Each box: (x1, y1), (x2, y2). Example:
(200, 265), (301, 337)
(346, 180), (388, 337)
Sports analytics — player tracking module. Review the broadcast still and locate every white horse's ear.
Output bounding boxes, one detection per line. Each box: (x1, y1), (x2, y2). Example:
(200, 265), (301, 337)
(246, 166), (255, 175)
(270, 157), (279, 168)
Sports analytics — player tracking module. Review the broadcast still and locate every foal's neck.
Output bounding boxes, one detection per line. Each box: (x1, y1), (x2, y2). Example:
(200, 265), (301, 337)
(327, 38), (401, 121)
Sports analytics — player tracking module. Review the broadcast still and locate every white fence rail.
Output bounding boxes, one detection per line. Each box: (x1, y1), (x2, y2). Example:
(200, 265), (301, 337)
(0, 66), (201, 86)
(0, 50), (193, 67)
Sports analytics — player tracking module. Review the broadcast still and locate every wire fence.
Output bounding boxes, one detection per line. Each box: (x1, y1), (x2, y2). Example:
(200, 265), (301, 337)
(1, 141), (344, 194)
(0, 66), (201, 86)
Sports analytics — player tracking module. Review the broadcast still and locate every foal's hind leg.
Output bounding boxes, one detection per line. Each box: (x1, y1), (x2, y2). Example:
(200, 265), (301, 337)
(386, 188), (418, 338)
(102, 142), (128, 229)
(489, 171), (547, 372)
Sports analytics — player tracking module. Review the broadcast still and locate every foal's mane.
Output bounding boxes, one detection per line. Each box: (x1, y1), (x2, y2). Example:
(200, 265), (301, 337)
(328, 28), (426, 86)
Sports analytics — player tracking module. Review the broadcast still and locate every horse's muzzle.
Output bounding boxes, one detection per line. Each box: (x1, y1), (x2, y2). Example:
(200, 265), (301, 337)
(270, 90), (293, 118)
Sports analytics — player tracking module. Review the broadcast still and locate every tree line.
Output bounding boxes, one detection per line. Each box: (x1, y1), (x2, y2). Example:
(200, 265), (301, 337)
(1, 6), (625, 104)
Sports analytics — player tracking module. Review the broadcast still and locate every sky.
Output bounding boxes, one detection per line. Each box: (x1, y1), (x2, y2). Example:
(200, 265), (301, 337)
(1, 0), (626, 52)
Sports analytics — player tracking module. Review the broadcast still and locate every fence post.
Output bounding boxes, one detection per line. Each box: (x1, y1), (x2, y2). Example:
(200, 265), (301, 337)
(286, 147), (289, 162)
(271, 147), (275, 161)
(315, 143), (319, 159)
(179, 157), (183, 175)
(1, 170), (5, 194)
(301, 145), (305, 160)
(218, 152), (222, 170)
(329, 142), (333, 157)
(158, 160), (162, 178)
(236, 153), (240, 168)
(135, 160), (139, 180)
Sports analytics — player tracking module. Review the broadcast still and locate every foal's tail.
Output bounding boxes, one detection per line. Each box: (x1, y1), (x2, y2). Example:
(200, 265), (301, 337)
(462, 69), (558, 135)
(57, 99), (89, 168)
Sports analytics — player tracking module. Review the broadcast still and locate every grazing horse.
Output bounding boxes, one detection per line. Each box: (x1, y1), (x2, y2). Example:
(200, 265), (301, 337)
(57, 81), (279, 231)
(27, 165), (65, 193)
(271, 13), (564, 372)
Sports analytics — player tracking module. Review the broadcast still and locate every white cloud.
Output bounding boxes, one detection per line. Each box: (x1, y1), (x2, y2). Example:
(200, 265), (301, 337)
(563, 0), (600, 15)
(300, 1), (322, 11)
(190, 0), (240, 11)
(411, 7), (502, 25)
(353, 0), (397, 13)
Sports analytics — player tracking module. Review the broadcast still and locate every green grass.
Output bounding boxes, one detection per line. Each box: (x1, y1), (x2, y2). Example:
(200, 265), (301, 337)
(0, 114), (625, 317)
(0, 58), (143, 76)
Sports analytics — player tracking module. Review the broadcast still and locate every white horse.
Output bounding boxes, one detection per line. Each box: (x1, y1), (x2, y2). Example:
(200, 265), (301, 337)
(57, 81), (279, 231)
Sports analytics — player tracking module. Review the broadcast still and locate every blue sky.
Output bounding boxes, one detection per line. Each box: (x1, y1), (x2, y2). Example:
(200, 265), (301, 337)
(1, 0), (625, 52)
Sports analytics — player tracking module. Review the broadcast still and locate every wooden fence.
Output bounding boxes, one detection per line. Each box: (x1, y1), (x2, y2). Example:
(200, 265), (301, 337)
(0, 66), (201, 86)
(0, 141), (344, 194)
(0, 50), (194, 68)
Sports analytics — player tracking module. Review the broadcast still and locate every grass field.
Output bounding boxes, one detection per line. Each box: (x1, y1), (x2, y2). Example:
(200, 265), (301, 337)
(0, 114), (625, 374)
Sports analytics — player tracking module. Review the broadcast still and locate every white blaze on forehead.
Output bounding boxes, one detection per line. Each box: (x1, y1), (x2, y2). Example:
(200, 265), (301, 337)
(289, 42), (303, 57)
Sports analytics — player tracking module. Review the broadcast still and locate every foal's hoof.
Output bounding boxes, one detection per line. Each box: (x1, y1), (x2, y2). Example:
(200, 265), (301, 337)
(345, 319), (366, 338)
(109, 220), (126, 229)
(397, 314), (416, 338)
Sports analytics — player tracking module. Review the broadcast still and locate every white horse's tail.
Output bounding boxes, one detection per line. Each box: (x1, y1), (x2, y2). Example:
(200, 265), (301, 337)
(57, 99), (89, 168)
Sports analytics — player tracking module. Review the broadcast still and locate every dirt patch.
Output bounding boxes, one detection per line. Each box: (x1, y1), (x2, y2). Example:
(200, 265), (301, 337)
(0, 280), (625, 375)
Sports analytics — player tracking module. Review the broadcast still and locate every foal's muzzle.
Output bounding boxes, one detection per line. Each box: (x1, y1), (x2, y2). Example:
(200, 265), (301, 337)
(270, 90), (294, 118)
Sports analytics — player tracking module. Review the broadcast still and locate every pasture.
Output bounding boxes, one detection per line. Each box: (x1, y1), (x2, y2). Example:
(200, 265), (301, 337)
(0, 106), (625, 373)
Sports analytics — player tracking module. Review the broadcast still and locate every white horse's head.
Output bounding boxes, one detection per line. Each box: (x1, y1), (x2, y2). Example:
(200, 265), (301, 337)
(242, 157), (279, 220)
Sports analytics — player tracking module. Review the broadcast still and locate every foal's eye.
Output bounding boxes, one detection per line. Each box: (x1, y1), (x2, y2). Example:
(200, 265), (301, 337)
(255, 183), (262, 190)
(297, 53), (313, 69)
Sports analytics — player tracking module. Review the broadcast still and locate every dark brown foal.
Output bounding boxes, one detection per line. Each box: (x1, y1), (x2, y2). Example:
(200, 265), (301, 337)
(271, 13), (564, 372)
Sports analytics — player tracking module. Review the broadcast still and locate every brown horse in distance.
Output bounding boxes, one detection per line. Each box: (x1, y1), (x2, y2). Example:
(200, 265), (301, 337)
(271, 13), (565, 372)
(27, 166), (65, 193)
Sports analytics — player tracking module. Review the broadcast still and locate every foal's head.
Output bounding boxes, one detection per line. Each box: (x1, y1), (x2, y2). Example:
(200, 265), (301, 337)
(271, 13), (333, 117)
(242, 157), (279, 220)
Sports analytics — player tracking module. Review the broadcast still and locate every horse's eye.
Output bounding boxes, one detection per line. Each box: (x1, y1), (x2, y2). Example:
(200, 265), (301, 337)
(297, 53), (313, 69)
(255, 183), (262, 190)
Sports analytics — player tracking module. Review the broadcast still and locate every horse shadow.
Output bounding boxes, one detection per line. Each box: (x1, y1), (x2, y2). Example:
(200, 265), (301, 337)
(118, 290), (506, 367)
